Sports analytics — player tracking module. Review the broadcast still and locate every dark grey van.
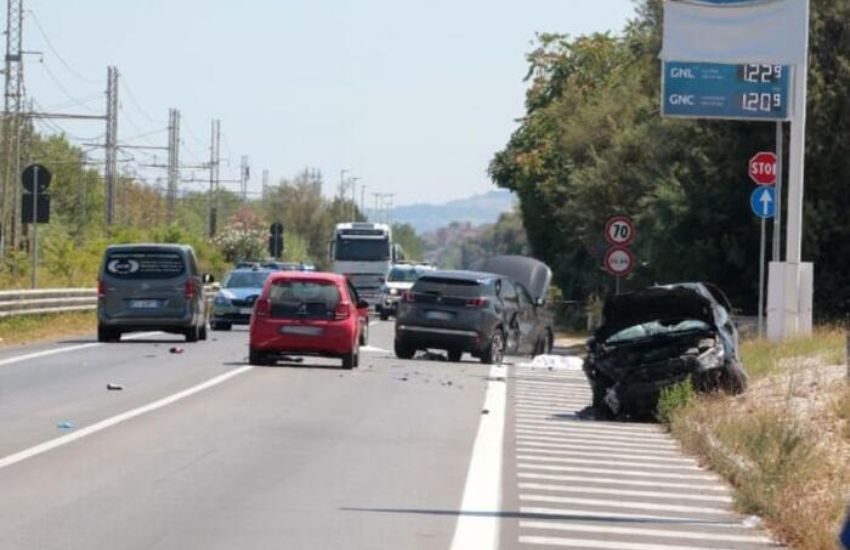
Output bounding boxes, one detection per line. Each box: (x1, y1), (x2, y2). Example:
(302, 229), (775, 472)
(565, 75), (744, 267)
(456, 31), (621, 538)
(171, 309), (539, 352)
(97, 244), (209, 343)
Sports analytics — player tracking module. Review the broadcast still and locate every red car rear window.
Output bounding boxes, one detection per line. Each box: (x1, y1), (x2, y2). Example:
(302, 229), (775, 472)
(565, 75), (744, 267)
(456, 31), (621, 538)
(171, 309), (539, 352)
(269, 280), (341, 319)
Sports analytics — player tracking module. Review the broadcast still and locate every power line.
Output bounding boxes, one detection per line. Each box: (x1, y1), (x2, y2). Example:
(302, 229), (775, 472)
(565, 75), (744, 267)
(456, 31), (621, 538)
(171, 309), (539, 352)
(119, 72), (158, 124)
(26, 9), (99, 85)
(36, 59), (98, 114)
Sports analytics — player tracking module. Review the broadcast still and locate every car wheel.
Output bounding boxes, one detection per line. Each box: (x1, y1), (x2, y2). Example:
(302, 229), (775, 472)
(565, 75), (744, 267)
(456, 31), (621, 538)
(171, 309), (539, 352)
(480, 331), (505, 365)
(359, 322), (369, 346)
(721, 360), (748, 394)
(394, 338), (415, 360)
(97, 325), (120, 343)
(199, 324), (208, 341)
(448, 349), (463, 362)
(342, 348), (357, 369)
(185, 325), (200, 343)
(249, 347), (270, 366)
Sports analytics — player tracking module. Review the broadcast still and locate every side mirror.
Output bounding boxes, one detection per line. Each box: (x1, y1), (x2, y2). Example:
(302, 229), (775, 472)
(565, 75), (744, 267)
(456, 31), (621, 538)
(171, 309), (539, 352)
(357, 299), (369, 310)
(202, 273), (215, 284)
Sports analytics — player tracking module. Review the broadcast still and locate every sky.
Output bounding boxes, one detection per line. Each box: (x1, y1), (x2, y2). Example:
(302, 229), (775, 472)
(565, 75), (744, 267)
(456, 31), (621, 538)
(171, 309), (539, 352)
(21, 0), (637, 206)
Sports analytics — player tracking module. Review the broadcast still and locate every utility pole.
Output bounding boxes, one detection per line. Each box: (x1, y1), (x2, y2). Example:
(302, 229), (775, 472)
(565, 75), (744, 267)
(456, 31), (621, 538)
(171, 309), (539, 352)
(350, 176), (360, 220)
(240, 155), (249, 201)
(104, 66), (119, 225)
(360, 184), (366, 220)
(166, 108), (180, 225)
(372, 192), (380, 223)
(208, 118), (220, 237)
(2, 0), (24, 252)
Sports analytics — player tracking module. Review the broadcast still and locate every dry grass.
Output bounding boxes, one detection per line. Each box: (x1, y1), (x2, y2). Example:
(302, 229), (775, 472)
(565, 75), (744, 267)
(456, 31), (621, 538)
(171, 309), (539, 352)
(665, 328), (850, 549)
(0, 311), (96, 347)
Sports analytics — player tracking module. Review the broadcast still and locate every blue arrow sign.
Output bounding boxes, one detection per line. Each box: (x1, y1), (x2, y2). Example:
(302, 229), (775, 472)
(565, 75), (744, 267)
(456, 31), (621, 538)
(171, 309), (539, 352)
(750, 187), (776, 219)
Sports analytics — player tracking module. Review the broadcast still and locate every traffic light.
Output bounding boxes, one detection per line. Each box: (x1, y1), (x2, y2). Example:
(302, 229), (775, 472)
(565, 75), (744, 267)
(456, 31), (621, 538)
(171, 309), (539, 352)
(268, 222), (284, 258)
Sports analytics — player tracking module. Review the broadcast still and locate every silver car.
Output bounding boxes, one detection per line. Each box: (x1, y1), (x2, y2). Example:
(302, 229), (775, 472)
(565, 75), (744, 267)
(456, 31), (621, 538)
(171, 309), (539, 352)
(97, 244), (210, 343)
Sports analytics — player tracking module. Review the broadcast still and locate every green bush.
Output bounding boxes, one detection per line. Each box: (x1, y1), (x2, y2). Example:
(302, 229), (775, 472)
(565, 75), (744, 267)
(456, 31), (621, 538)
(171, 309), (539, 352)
(656, 377), (695, 425)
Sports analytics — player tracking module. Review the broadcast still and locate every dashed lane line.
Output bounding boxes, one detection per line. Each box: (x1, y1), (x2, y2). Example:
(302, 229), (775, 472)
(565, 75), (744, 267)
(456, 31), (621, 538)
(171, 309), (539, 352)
(517, 472), (730, 493)
(517, 483), (734, 503)
(518, 522), (773, 545)
(518, 495), (733, 517)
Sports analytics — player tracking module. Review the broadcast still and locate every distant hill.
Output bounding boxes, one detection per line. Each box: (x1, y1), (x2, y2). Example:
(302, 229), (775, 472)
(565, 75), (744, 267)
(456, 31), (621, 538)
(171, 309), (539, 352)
(393, 190), (516, 233)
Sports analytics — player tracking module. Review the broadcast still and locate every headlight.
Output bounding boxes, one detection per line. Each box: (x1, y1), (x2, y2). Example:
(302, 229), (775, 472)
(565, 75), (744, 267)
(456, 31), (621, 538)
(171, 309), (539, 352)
(390, 288), (399, 296)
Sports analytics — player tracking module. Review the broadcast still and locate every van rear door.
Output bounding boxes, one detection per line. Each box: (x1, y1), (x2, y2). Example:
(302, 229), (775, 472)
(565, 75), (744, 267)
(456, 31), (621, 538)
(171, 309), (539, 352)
(101, 248), (190, 319)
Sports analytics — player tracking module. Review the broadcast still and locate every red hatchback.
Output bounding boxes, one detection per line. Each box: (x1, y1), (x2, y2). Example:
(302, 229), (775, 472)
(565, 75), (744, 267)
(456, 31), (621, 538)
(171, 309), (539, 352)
(249, 272), (368, 369)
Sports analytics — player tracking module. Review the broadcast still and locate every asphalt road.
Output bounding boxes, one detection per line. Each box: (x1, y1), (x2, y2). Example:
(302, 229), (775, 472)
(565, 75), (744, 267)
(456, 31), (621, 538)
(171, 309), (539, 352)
(0, 321), (491, 550)
(0, 320), (778, 550)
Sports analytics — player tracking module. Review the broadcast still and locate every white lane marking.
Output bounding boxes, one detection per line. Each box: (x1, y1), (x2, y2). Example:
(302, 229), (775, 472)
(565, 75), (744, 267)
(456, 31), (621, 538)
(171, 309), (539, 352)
(520, 507), (746, 528)
(519, 494), (731, 516)
(516, 434), (678, 452)
(360, 345), (390, 354)
(0, 331), (165, 369)
(515, 429), (679, 448)
(518, 464), (719, 481)
(449, 363), (505, 550)
(518, 535), (734, 550)
(515, 421), (668, 440)
(517, 483), (733, 503)
(518, 455), (701, 472)
(518, 521), (772, 545)
(514, 396), (590, 404)
(518, 473), (729, 493)
(515, 387), (590, 395)
(515, 404), (587, 412)
(0, 365), (253, 470)
(516, 440), (682, 458)
(516, 448), (699, 466)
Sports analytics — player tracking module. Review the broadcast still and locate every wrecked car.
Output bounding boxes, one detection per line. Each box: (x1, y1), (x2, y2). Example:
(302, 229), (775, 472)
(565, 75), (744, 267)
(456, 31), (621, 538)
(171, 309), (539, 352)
(582, 283), (748, 417)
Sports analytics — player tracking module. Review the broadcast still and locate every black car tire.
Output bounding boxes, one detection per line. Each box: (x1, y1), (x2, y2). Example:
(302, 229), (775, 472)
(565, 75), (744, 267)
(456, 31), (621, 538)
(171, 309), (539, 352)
(342, 346), (358, 369)
(394, 339), (415, 360)
(199, 323), (208, 341)
(480, 331), (505, 365)
(448, 349), (463, 362)
(185, 325), (200, 343)
(359, 322), (369, 346)
(97, 325), (120, 343)
(721, 360), (748, 394)
(249, 347), (272, 366)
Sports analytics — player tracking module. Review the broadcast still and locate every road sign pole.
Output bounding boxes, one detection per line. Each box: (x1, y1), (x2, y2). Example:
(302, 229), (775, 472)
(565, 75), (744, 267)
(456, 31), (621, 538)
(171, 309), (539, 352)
(31, 167), (38, 290)
(758, 215), (766, 338)
(773, 121), (784, 262)
(615, 275), (620, 296)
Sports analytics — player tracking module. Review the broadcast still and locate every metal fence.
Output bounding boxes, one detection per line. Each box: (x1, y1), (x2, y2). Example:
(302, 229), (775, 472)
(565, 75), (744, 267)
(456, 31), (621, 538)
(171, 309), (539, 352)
(0, 286), (221, 318)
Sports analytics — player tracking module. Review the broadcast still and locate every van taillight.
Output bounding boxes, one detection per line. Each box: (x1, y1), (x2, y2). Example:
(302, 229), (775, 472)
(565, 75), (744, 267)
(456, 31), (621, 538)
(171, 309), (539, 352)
(185, 279), (195, 299)
(255, 298), (271, 318)
(97, 280), (106, 298)
(465, 297), (489, 308)
(335, 302), (352, 320)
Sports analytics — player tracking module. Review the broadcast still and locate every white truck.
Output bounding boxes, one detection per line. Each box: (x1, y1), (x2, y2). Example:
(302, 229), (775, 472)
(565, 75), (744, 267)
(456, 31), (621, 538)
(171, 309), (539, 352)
(330, 222), (396, 307)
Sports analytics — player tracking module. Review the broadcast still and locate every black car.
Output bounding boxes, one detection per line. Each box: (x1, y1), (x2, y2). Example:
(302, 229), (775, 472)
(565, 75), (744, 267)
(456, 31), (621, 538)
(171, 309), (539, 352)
(394, 257), (554, 363)
(582, 282), (748, 417)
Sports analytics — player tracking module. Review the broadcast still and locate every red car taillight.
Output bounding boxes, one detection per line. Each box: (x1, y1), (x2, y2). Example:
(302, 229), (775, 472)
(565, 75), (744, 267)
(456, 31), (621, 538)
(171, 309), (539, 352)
(401, 291), (415, 303)
(185, 279), (196, 299)
(255, 298), (270, 318)
(465, 297), (489, 308)
(97, 280), (106, 298)
(335, 302), (352, 320)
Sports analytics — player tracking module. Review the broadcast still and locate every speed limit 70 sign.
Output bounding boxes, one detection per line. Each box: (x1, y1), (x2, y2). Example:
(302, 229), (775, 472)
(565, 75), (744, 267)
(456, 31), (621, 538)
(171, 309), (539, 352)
(605, 216), (636, 246)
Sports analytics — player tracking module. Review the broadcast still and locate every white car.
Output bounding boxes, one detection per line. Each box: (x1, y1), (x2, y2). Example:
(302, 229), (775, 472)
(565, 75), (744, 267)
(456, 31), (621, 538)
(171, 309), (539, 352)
(378, 264), (435, 320)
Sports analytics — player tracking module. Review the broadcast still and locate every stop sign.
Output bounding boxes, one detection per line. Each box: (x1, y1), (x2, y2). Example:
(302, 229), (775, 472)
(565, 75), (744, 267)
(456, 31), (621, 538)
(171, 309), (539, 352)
(749, 152), (777, 186)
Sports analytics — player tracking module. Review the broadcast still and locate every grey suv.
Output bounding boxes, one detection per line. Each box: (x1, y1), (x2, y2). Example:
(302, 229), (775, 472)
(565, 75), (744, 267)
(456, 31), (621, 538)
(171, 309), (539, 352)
(97, 244), (209, 343)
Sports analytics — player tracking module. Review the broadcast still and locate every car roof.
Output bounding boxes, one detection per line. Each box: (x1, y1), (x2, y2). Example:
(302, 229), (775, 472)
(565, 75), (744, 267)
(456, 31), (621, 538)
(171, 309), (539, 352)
(266, 271), (347, 283)
(418, 270), (498, 283)
(106, 243), (191, 252)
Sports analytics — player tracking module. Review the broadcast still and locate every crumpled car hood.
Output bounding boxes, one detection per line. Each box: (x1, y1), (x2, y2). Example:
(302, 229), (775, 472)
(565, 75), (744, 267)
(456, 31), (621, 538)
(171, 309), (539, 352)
(595, 286), (716, 343)
(473, 255), (552, 303)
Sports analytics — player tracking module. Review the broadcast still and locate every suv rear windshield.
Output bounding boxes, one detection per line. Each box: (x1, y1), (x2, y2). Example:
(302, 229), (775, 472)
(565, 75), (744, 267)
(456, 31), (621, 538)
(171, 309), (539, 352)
(269, 280), (341, 319)
(105, 250), (185, 279)
(412, 277), (486, 298)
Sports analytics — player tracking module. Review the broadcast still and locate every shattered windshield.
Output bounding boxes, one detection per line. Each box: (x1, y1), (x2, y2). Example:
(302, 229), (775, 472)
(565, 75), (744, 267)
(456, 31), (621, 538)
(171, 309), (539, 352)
(606, 319), (712, 344)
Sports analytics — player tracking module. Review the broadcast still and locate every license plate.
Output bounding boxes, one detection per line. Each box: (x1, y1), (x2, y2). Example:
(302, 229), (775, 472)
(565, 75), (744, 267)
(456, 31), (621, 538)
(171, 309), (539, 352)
(239, 308), (253, 315)
(129, 299), (160, 309)
(280, 325), (323, 336)
(426, 310), (454, 321)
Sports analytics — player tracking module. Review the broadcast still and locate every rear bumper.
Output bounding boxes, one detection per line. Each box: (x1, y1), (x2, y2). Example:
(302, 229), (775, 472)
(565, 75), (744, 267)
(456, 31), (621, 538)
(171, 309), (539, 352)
(396, 324), (482, 352)
(211, 312), (251, 325)
(251, 322), (356, 356)
(98, 310), (196, 329)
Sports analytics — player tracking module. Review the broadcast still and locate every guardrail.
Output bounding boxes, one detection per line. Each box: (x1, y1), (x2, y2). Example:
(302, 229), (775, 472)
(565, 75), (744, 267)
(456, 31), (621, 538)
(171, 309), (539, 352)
(0, 285), (221, 318)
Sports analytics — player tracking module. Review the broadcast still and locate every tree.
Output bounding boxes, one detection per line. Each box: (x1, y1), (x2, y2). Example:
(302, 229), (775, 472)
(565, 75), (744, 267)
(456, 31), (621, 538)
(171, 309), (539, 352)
(392, 223), (425, 261)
